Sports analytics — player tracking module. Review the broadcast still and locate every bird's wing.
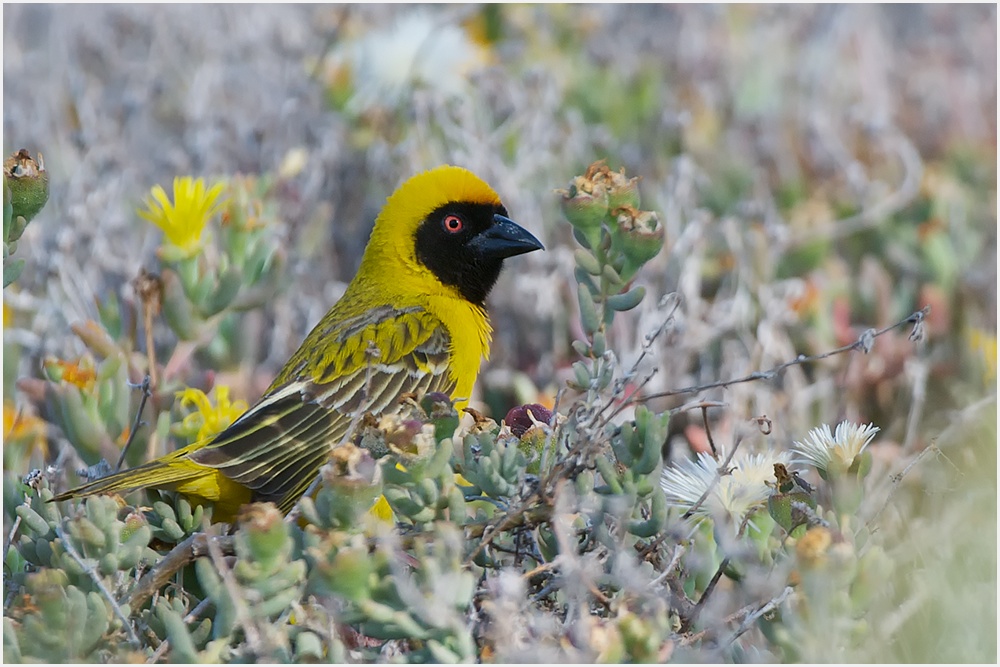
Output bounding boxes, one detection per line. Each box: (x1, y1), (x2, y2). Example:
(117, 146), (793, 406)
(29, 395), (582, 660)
(189, 305), (454, 513)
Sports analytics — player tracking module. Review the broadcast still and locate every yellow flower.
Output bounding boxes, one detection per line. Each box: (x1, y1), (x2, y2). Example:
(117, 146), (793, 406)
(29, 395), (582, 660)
(176, 385), (248, 443)
(43, 357), (97, 391)
(138, 177), (227, 258)
(796, 525), (834, 568)
(4, 400), (48, 459)
(370, 495), (394, 521)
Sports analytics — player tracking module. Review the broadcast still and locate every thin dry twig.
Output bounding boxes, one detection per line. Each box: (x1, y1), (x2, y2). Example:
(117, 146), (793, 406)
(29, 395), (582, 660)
(864, 444), (942, 534)
(591, 293), (681, 429)
(466, 491), (542, 566)
(681, 436), (745, 521)
(669, 400), (728, 415)
(203, 523), (267, 657)
(538, 387), (567, 475)
(677, 601), (760, 647)
(722, 586), (794, 649)
(634, 307), (930, 406)
(521, 561), (558, 582)
(701, 405), (718, 457)
(124, 532), (236, 612)
(56, 526), (141, 647)
(116, 375), (152, 472)
(596, 368), (659, 431)
(666, 430), (750, 632)
(132, 269), (162, 390)
(650, 544), (686, 588)
(147, 636), (170, 663)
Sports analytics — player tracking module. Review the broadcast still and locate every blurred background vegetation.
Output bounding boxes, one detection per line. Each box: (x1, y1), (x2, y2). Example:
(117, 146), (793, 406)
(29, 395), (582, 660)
(3, 4), (996, 663)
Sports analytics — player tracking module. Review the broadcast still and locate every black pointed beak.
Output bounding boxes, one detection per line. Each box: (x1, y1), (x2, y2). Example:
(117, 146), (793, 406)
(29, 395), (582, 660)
(469, 214), (544, 259)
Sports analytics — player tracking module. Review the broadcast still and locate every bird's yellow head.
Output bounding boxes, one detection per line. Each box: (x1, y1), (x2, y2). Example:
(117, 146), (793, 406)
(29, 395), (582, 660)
(361, 165), (543, 305)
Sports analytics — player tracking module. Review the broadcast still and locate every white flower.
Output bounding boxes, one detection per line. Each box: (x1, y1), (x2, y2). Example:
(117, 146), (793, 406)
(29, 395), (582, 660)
(792, 421), (879, 473)
(340, 12), (489, 112)
(661, 448), (791, 532)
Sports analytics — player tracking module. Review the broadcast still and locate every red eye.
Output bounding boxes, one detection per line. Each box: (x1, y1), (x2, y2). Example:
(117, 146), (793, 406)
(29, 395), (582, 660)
(443, 214), (464, 234)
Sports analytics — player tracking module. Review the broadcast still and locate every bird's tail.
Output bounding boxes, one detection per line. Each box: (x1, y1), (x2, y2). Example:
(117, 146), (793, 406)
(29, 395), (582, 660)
(49, 457), (202, 503)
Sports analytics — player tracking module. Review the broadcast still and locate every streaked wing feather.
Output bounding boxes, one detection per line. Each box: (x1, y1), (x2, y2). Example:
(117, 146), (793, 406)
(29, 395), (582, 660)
(189, 307), (454, 510)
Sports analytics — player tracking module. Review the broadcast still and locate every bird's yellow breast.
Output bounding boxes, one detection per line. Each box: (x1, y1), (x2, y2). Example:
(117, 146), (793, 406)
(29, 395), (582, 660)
(423, 294), (492, 408)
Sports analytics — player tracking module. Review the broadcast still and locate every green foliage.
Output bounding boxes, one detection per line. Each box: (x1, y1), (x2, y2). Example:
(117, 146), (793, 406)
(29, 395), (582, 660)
(3, 6), (995, 662)
(157, 176), (287, 367)
(10, 481), (157, 588)
(145, 491), (213, 544)
(14, 570), (110, 662)
(1, 162), (680, 662)
(12, 151), (981, 661)
(40, 354), (131, 466)
(3, 149), (48, 288)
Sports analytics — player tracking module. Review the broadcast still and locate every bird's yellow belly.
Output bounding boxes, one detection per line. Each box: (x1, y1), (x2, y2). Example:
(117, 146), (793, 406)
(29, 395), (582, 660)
(167, 470), (253, 523)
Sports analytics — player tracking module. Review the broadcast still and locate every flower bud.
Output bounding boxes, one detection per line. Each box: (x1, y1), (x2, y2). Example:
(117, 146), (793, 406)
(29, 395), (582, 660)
(767, 488), (816, 533)
(504, 403), (553, 437)
(503, 404), (552, 474)
(605, 167), (641, 211)
(421, 391), (460, 442)
(421, 391), (453, 416)
(236, 502), (288, 567)
(4, 149), (48, 226)
(611, 205), (664, 272)
(558, 171), (611, 248)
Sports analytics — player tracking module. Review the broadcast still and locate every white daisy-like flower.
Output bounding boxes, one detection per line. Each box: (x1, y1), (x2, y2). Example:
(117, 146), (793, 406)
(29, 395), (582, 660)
(792, 421), (880, 473)
(661, 448), (791, 532)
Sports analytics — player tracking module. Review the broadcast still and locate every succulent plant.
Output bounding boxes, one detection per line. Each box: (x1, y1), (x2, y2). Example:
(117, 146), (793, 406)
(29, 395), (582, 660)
(3, 149), (48, 287)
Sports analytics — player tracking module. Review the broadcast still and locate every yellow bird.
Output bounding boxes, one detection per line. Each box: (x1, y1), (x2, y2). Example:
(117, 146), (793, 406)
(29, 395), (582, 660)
(52, 166), (543, 520)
